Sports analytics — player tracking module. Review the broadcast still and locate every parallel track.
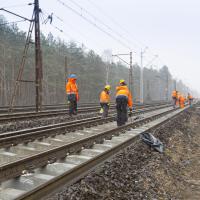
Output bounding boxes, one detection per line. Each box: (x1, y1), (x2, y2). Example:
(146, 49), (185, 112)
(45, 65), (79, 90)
(0, 104), (171, 183)
(0, 105), (189, 200)
(0, 102), (169, 122)
(0, 104), (171, 148)
(0, 102), (100, 113)
(0, 101), (166, 113)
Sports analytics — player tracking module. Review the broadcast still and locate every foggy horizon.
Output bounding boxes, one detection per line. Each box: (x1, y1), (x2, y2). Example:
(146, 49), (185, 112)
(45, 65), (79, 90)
(1, 0), (200, 96)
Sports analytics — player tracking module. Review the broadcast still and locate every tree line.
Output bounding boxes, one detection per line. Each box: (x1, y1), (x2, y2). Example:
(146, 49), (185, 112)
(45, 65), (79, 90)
(0, 15), (194, 107)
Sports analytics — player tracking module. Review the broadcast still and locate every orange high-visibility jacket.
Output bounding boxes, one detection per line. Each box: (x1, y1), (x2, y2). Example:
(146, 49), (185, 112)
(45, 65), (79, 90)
(66, 78), (79, 101)
(172, 90), (177, 98)
(188, 95), (193, 100)
(100, 90), (110, 103)
(179, 95), (185, 104)
(116, 85), (133, 108)
(179, 95), (185, 108)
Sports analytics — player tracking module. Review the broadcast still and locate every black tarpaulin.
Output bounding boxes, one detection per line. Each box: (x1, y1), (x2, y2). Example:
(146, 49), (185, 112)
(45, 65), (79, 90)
(140, 132), (164, 153)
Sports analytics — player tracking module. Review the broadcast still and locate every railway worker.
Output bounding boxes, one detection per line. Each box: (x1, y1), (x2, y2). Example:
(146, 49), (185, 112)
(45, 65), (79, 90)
(66, 74), (79, 116)
(99, 85), (111, 118)
(172, 90), (178, 108)
(176, 91), (180, 106)
(179, 94), (185, 108)
(187, 93), (193, 106)
(115, 79), (133, 126)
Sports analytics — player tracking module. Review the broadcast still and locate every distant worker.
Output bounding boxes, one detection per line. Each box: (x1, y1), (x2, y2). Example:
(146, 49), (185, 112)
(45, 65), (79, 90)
(187, 93), (193, 106)
(179, 94), (185, 109)
(172, 90), (178, 108)
(99, 85), (111, 118)
(66, 74), (79, 116)
(176, 91), (180, 106)
(116, 80), (133, 126)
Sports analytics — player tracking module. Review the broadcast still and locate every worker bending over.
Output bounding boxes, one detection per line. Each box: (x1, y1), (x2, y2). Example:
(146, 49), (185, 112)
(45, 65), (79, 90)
(66, 74), (79, 116)
(172, 90), (178, 108)
(99, 85), (111, 118)
(116, 80), (133, 126)
(179, 94), (185, 108)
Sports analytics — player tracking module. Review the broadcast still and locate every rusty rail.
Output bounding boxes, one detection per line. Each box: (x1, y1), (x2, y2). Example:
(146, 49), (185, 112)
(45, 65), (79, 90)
(0, 104), (171, 148)
(0, 106), (176, 183)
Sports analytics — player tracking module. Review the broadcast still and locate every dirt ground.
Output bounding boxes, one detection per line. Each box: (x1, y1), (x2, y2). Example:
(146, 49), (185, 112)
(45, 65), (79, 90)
(50, 105), (200, 200)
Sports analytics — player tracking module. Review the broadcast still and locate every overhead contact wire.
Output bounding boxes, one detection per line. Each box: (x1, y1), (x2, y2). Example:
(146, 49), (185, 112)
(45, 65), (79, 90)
(67, 0), (134, 49)
(57, 0), (132, 50)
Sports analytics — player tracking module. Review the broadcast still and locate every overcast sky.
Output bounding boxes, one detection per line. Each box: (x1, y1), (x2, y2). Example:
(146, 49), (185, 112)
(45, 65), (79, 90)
(1, 0), (200, 94)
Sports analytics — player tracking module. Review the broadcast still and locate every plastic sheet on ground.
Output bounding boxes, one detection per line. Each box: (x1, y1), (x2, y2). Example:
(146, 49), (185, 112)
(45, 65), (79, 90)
(140, 132), (164, 153)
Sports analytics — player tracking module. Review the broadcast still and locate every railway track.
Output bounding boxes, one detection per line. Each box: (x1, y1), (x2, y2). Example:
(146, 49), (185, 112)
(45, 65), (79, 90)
(0, 102), (169, 123)
(0, 104), (188, 200)
(0, 104), (169, 148)
(0, 105), (110, 122)
(0, 102), (100, 113)
(0, 101), (166, 113)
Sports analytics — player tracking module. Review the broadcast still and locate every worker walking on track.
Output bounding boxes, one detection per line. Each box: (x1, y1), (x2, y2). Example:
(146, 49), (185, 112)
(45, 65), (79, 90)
(66, 74), (79, 116)
(99, 85), (111, 118)
(187, 93), (193, 106)
(172, 90), (178, 108)
(115, 80), (133, 126)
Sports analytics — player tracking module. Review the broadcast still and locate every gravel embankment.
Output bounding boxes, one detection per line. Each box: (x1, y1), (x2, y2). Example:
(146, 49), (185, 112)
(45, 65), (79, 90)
(48, 106), (200, 200)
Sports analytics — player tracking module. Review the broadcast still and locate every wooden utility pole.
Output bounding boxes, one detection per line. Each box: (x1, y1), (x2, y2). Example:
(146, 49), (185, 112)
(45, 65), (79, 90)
(64, 56), (68, 99)
(166, 73), (169, 101)
(34, 0), (43, 111)
(129, 52), (133, 96)
(2, 2), (42, 111)
(65, 56), (68, 80)
(140, 50), (144, 104)
(174, 80), (177, 90)
(139, 48), (148, 104)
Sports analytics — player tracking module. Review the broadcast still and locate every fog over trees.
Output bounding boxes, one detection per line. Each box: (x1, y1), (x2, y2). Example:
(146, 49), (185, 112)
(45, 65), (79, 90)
(0, 15), (194, 107)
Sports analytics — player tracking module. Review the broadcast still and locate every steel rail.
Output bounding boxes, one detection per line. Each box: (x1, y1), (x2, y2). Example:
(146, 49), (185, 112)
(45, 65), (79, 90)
(0, 102), (100, 113)
(0, 104), (171, 148)
(0, 103), (104, 113)
(0, 106), (177, 183)
(0, 102), (169, 122)
(0, 104), (150, 122)
(22, 107), (187, 200)
(0, 102), (141, 113)
(0, 105), (111, 121)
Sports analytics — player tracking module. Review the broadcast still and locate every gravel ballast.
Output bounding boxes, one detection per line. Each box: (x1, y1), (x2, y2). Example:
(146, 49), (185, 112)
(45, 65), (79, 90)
(47, 106), (200, 200)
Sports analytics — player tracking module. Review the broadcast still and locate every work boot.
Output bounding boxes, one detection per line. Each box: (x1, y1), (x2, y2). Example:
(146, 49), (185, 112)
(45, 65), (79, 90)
(117, 122), (122, 127)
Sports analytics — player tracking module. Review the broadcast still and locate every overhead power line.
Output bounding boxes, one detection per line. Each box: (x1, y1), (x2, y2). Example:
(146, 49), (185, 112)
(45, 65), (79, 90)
(41, 14), (104, 53)
(86, 0), (142, 49)
(86, 0), (165, 66)
(67, 0), (135, 49)
(0, 8), (32, 21)
(0, 3), (34, 9)
(0, 19), (27, 26)
(50, 23), (92, 50)
(57, 0), (132, 50)
(41, 10), (108, 51)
